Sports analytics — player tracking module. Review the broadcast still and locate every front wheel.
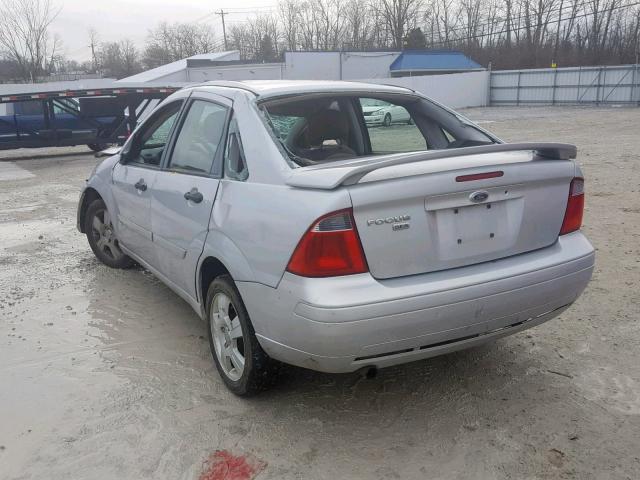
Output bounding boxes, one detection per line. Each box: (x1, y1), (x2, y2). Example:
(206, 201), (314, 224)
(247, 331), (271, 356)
(85, 199), (133, 269)
(383, 113), (392, 127)
(206, 275), (276, 396)
(87, 143), (110, 152)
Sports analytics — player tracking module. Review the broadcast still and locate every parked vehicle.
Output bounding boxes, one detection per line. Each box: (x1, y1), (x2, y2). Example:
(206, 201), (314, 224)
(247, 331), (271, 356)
(0, 87), (177, 152)
(361, 98), (412, 126)
(77, 80), (595, 396)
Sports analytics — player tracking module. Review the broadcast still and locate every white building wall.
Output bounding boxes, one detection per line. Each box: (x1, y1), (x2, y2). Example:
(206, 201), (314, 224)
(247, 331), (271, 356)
(357, 71), (491, 108)
(186, 64), (283, 82)
(148, 70), (189, 82)
(284, 51), (399, 80)
(340, 52), (400, 79)
(285, 52), (341, 80)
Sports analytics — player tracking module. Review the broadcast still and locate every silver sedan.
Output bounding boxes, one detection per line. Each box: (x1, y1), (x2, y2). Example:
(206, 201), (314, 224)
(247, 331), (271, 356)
(78, 80), (594, 395)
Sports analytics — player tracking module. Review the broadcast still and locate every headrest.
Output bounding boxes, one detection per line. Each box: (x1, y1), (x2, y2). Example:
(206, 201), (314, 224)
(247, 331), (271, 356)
(306, 109), (349, 146)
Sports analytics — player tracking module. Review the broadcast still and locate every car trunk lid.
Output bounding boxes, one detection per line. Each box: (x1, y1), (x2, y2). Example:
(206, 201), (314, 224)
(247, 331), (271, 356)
(286, 144), (577, 279)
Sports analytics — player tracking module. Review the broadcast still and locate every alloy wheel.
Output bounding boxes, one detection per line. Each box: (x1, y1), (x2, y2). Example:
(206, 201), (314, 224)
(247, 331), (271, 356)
(210, 292), (245, 381)
(91, 208), (125, 261)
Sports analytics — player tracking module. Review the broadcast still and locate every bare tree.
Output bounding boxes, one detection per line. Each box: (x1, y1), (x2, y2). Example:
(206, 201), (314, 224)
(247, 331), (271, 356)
(0, 0), (61, 81)
(143, 22), (217, 69)
(344, 0), (377, 49)
(374, 0), (424, 48)
(99, 39), (142, 78)
(278, 0), (300, 51)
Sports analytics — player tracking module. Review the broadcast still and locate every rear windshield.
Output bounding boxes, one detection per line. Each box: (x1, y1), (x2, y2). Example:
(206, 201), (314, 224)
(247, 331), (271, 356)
(260, 93), (497, 166)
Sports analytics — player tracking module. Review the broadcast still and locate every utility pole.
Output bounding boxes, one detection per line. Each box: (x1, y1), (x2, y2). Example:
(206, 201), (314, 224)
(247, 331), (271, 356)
(90, 40), (97, 72)
(88, 29), (99, 74)
(216, 9), (228, 50)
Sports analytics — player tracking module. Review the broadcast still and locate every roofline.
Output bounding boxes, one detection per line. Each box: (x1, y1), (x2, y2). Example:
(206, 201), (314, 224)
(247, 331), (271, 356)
(190, 63), (284, 71)
(188, 80), (419, 100)
(390, 67), (486, 72)
(189, 80), (261, 96)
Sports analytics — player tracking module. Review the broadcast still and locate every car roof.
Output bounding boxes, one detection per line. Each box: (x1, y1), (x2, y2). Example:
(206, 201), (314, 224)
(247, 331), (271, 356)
(191, 80), (415, 99)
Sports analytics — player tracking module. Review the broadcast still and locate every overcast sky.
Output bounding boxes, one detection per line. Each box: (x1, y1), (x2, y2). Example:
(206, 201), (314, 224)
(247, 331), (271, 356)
(52, 0), (278, 62)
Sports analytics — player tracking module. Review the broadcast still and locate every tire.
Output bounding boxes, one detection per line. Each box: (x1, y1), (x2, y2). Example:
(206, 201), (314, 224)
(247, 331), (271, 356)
(206, 275), (276, 396)
(87, 143), (109, 152)
(383, 113), (392, 127)
(84, 199), (134, 269)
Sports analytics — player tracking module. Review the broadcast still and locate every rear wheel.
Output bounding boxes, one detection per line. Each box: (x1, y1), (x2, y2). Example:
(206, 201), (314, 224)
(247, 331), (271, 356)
(206, 275), (276, 396)
(383, 113), (392, 127)
(85, 199), (133, 269)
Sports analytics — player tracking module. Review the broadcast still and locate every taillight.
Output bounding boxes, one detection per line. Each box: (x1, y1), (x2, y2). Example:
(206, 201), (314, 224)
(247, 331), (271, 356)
(286, 208), (368, 277)
(560, 177), (584, 235)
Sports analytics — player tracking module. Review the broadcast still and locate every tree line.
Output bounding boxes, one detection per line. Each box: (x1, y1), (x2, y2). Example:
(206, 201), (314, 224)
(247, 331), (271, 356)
(230, 0), (640, 68)
(1, 0), (639, 82)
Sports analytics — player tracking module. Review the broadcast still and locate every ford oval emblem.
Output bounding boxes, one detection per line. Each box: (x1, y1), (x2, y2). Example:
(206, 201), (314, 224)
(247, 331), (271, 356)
(470, 191), (489, 203)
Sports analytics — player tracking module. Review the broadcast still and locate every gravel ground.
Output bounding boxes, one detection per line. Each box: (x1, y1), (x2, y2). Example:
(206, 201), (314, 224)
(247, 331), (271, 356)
(0, 107), (639, 480)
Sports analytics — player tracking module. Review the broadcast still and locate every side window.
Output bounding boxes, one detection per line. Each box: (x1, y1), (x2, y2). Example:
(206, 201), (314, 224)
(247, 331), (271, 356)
(168, 100), (227, 174)
(16, 101), (44, 115)
(53, 99), (78, 115)
(127, 101), (181, 166)
(269, 113), (303, 141)
(224, 116), (248, 181)
(359, 97), (428, 154)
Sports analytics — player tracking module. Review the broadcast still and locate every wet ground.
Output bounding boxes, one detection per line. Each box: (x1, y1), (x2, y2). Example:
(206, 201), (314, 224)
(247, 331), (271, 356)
(1, 107), (639, 479)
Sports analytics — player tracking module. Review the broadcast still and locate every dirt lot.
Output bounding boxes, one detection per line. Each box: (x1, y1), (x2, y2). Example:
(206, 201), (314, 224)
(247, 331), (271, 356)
(1, 107), (639, 480)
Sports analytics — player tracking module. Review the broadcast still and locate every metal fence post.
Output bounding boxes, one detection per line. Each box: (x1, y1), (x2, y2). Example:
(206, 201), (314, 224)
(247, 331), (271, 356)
(630, 64), (636, 104)
(552, 67), (558, 105)
(631, 62), (640, 107)
(487, 62), (492, 106)
(577, 66), (582, 104)
(516, 71), (521, 106)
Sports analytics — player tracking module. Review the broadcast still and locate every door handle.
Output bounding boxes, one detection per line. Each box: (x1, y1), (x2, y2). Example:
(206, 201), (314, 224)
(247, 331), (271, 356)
(134, 179), (147, 191)
(184, 188), (203, 204)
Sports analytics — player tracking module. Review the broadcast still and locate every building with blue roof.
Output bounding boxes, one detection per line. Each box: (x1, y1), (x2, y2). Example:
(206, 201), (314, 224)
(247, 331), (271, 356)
(120, 50), (485, 84)
(390, 50), (485, 76)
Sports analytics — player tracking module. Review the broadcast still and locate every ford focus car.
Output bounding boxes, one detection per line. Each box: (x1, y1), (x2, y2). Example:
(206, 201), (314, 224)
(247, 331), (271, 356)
(77, 80), (595, 396)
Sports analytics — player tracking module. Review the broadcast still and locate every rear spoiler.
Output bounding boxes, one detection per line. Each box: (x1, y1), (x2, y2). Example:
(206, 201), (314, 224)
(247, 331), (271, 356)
(285, 142), (577, 190)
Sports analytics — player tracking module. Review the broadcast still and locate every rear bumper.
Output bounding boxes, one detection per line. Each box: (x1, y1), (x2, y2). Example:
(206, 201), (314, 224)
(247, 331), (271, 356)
(238, 232), (595, 373)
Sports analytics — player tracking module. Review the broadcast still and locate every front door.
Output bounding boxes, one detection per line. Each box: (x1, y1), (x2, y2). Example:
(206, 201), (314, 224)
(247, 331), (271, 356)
(111, 100), (182, 263)
(150, 94), (230, 300)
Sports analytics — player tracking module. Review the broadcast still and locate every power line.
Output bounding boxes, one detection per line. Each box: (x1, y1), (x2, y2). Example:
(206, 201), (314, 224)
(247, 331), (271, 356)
(419, 0), (595, 37)
(426, 0), (640, 47)
(194, 12), (216, 23)
(217, 5), (277, 12)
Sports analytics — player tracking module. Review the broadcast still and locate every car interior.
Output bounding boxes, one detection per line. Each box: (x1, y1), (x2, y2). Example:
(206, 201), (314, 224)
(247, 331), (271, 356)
(261, 93), (497, 166)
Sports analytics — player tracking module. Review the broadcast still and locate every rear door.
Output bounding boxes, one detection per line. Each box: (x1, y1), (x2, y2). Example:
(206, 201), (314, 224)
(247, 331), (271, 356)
(150, 92), (230, 300)
(111, 100), (183, 263)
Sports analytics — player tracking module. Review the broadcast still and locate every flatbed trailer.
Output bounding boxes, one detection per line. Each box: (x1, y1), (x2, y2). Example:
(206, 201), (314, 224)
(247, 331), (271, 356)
(0, 86), (179, 151)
